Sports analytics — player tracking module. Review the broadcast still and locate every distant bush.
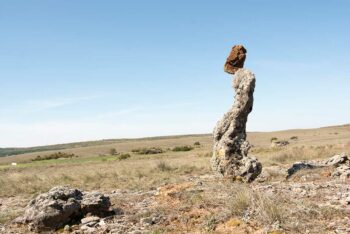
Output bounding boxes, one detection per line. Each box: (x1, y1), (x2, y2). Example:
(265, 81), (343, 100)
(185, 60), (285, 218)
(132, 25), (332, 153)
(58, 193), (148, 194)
(131, 147), (163, 155)
(32, 152), (76, 161)
(172, 145), (194, 152)
(270, 137), (278, 143)
(118, 153), (131, 160)
(290, 136), (298, 140)
(109, 148), (118, 155)
(194, 141), (201, 146)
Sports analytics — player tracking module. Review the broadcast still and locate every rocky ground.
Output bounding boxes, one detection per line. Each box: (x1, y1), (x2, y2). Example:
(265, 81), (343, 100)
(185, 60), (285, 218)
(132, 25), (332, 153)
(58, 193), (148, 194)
(1, 155), (349, 234)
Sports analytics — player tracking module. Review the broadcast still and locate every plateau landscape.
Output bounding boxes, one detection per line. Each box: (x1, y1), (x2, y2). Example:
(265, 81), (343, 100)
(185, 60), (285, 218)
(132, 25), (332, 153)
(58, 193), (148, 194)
(1, 1), (350, 233)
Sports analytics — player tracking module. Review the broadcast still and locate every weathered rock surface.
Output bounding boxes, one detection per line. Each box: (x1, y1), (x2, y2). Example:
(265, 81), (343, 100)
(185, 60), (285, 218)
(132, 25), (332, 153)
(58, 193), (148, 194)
(14, 186), (114, 232)
(211, 66), (262, 182)
(286, 153), (350, 179)
(81, 191), (112, 217)
(224, 45), (247, 74)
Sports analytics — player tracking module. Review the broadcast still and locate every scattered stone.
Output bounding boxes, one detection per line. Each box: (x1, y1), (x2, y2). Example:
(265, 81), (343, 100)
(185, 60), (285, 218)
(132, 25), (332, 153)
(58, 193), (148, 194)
(140, 217), (154, 226)
(286, 153), (350, 179)
(14, 186), (114, 232)
(81, 216), (100, 225)
(323, 153), (349, 167)
(64, 224), (71, 232)
(14, 186), (83, 232)
(286, 162), (319, 178)
(332, 165), (350, 180)
(212, 47), (262, 182)
(224, 45), (247, 74)
(80, 224), (97, 233)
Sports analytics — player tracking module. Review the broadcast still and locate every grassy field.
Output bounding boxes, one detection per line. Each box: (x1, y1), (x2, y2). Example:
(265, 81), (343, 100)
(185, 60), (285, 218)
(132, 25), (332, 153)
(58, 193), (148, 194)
(1, 124), (350, 165)
(0, 124), (349, 198)
(1, 124), (350, 233)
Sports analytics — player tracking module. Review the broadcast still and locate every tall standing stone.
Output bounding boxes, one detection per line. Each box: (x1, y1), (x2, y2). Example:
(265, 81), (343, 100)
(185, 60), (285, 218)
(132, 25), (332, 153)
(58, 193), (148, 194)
(211, 46), (262, 182)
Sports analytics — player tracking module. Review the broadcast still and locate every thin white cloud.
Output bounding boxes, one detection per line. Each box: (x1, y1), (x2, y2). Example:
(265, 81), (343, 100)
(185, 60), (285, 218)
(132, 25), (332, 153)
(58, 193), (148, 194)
(23, 95), (102, 111)
(0, 95), (104, 118)
(0, 101), (208, 147)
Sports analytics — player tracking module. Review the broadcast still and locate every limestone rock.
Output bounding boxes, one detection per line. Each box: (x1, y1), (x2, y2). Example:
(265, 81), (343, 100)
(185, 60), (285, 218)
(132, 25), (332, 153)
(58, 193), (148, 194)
(81, 216), (100, 225)
(323, 153), (349, 167)
(14, 186), (114, 232)
(286, 162), (319, 178)
(211, 67), (262, 182)
(332, 165), (350, 180)
(14, 186), (82, 232)
(286, 153), (350, 179)
(81, 191), (112, 217)
(224, 45), (247, 74)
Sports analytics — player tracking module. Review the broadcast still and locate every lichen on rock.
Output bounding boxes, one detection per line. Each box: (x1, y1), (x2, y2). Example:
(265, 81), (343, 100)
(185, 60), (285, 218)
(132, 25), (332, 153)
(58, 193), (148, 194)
(14, 186), (114, 232)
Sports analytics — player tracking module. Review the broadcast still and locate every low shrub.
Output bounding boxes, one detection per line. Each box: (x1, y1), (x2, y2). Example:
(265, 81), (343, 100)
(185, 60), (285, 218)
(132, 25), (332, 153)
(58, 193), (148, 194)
(290, 136), (298, 140)
(131, 147), (163, 155)
(194, 141), (201, 146)
(172, 145), (194, 152)
(156, 161), (173, 172)
(230, 184), (285, 224)
(32, 152), (76, 161)
(118, 153), (131, 160)
(109, 148), (118, 155)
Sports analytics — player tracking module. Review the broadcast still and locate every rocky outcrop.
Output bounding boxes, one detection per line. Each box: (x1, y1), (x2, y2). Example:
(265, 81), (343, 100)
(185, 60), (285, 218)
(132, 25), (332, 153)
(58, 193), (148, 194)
(81, 191), (112, 217)
(211, 47), (262, 182)
(224, 45), (247, 74)
(14, 186), (114, 232)
(286, 153), (350, 179)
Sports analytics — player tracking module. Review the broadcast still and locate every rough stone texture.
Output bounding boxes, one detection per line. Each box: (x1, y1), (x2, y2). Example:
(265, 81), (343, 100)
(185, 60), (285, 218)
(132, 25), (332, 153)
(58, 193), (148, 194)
(286, 153), (350, 178)
(224, 45), (247, 74)
(211, 67), (262, 182)
(331, 164), (350, 180)
(14, 186), (113, 232)
(81, 191), (112, 217)
(13, 187), (82, 232)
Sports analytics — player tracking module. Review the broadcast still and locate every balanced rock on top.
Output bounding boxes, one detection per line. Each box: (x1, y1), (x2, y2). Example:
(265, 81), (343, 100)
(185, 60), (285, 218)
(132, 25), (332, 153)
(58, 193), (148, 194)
(224, 45), (247, 74)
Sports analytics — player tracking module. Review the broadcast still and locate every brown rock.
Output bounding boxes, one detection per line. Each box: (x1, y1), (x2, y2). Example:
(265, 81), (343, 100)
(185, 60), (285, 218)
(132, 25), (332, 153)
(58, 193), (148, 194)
(224, 45), (247, 74)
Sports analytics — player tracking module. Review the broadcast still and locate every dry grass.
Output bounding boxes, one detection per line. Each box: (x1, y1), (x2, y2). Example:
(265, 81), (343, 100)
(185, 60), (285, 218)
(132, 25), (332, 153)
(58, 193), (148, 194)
(0, 152), (210, 198)
(229, 184), (285, 224)
(1, 125), (350, 198)
(2, 124), (350, 165)
(259, 144), (350, 166)
(230, 185), (251, 216)
(1, 124), (350, 231)
(0, 210), (20, 225)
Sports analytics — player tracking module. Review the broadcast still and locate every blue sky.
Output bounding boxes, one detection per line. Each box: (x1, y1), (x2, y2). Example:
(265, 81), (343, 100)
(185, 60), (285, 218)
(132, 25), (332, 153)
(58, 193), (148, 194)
(1, 0), (349, 147)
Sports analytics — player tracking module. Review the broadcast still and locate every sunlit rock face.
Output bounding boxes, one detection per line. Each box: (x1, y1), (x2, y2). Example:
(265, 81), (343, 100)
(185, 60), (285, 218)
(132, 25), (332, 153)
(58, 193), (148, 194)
(211, 46), (261, 182)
